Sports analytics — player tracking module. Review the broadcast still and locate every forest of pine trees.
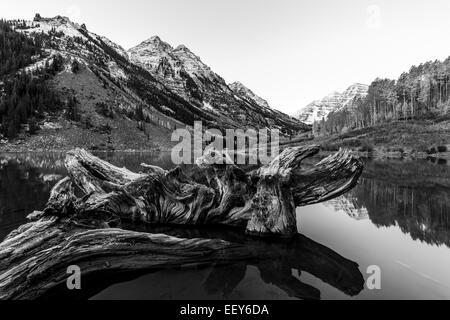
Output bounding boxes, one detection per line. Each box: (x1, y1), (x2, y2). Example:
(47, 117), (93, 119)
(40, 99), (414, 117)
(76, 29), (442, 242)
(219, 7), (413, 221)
(0, 20), (41, 77)
(0, 20), (67, 138)
(314, 58), (450, 136)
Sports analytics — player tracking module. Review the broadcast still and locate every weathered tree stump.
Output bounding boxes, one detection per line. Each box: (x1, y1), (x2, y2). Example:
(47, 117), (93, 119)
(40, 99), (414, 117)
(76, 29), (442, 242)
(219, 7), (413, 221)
(60, 146), (363, 236)
(0, 146), (363, 299)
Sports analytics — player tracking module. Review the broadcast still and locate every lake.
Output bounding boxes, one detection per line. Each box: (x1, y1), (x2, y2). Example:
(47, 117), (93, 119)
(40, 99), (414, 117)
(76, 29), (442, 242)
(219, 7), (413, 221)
(1, 152), (450, 300)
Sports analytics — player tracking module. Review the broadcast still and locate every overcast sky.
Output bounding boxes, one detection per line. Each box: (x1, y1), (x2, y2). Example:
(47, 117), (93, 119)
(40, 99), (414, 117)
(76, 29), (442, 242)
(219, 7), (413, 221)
(3, 0), (450, 115)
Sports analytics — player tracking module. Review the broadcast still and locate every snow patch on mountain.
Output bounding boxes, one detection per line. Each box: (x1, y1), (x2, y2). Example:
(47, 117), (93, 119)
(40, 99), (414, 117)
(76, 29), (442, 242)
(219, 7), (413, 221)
(99, 36), (129, 60)
(128, 36), (308, 134)
(107, 61), (128, 80)
(16, 15), (129, 63)
(127, 36), (174, 71)
(20, 15), (87, 39)
(202, 101), (216, 112)
(11, 15), (309, 136)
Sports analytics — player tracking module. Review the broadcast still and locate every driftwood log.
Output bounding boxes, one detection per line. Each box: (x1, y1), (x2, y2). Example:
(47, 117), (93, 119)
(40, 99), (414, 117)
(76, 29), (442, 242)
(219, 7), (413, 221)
(0, 146), (363, 299)
(60, 145), (363, 236)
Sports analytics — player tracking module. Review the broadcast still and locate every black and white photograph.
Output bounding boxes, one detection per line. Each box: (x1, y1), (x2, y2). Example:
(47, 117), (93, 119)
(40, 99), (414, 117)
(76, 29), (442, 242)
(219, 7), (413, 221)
(0, 0), (449, 308)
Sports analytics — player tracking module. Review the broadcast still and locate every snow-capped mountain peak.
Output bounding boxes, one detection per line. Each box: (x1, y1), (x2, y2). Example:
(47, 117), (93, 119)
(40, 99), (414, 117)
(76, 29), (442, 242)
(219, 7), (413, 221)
(128, 36), (308, 133)
(24, 14), (85, 39)
(131, 36), (173, 57)
(295, 83), (368, 124)
(17, 14), (129, 61)
(172, 44), (215, 77)
(5, 13), (309, 145)
(229, 82), (271, 110)
(174, 44), (196, 56)
(148, 35), (162, 42)
(129, 37), (228, 97)
(141, 36), (172, 49)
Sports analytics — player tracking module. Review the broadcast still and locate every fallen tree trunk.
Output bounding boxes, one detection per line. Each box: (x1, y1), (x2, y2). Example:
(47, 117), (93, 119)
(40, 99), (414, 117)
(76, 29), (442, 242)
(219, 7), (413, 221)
(0, 216), (251, 300)
(0, 146), (364, 299)
(61, 146), (363, 237)
(0, 221), (365, 300)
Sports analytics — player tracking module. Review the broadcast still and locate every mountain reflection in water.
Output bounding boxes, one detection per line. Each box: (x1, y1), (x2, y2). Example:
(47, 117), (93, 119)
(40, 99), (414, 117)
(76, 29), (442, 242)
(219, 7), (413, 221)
(1, 152), (450, 299)
(328, 158), (450, 248)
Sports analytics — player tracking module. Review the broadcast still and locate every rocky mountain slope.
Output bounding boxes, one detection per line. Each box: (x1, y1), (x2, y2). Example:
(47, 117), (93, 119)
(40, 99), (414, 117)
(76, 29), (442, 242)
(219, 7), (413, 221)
(2, 15), (194, 150)
(229, 81), (271, 110)
(0, 14), (308, 151)
(128, 36), (308, 135)
(296, 83), (368, 125)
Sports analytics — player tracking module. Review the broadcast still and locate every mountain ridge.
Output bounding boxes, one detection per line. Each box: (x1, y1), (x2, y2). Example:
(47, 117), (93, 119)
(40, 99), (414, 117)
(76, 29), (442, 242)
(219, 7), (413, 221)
(0, 14), (308, 151)
(128, 34), (308, 134)
(295, 83), (369, 125)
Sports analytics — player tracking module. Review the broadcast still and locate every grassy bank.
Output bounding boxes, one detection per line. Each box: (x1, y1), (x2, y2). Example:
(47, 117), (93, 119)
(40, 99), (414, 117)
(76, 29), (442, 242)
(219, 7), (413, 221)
(290, 118), (450, 159)
(0, 115), (176, 153)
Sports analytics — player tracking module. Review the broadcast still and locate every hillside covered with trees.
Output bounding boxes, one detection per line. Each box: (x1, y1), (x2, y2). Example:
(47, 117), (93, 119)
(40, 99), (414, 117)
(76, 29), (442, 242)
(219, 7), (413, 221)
(0, 20), (66, 138)
(314, 58), (450, 137)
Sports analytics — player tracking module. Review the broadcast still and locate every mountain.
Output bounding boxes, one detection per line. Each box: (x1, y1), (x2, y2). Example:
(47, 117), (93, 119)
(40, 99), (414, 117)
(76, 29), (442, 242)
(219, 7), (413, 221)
(0, 15), (308, 151)
(295, 83), (368, 125)
(128, 36), (308, 135)
(229, 82), (271, 110)
(1, 15), (199, 150)
(326, 195), (369, 221)
(296, 91), (345, 125)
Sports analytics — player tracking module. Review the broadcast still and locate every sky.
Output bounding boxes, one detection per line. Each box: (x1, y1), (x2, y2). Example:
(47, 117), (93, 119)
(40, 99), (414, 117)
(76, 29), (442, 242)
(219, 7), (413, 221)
(2, 0), (450, 115)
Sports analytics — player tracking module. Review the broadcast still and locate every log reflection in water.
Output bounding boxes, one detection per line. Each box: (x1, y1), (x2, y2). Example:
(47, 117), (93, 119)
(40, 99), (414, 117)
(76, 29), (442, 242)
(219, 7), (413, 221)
(38, 224), (366, 300)
(118, 224), (365, 300)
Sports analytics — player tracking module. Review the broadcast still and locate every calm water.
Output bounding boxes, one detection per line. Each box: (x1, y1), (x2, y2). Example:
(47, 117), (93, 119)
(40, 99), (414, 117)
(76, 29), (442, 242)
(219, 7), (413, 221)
(1, 152), (450, 300)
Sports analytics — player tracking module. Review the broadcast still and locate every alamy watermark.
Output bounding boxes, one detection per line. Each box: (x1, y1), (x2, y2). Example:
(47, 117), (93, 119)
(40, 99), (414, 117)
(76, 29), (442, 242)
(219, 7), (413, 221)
(66, 265), (81, 290)
(65, 264), (382, 292)
(366, 265), (381, 290)
(171, 121), (280, 165)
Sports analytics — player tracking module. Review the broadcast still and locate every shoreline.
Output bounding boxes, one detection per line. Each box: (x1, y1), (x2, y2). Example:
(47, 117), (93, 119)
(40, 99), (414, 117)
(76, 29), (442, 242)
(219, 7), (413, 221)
(3, 136), (450, 161)
(0, 147), (171, 153)
(0, 141), (172, 153)
(2, 146), (449, 161)
(334, 150), (450, 161)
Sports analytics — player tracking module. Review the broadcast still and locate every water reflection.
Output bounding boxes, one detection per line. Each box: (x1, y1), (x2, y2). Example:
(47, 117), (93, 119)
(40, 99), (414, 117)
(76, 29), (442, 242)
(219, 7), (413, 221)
(327, 159), (450, 248)
(2, 153), (450, 299)
(116, 225), (364, 300)
(0, 154), (65, 240)
(38, 225), (365, 301)
(0, 152), (174, 240)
